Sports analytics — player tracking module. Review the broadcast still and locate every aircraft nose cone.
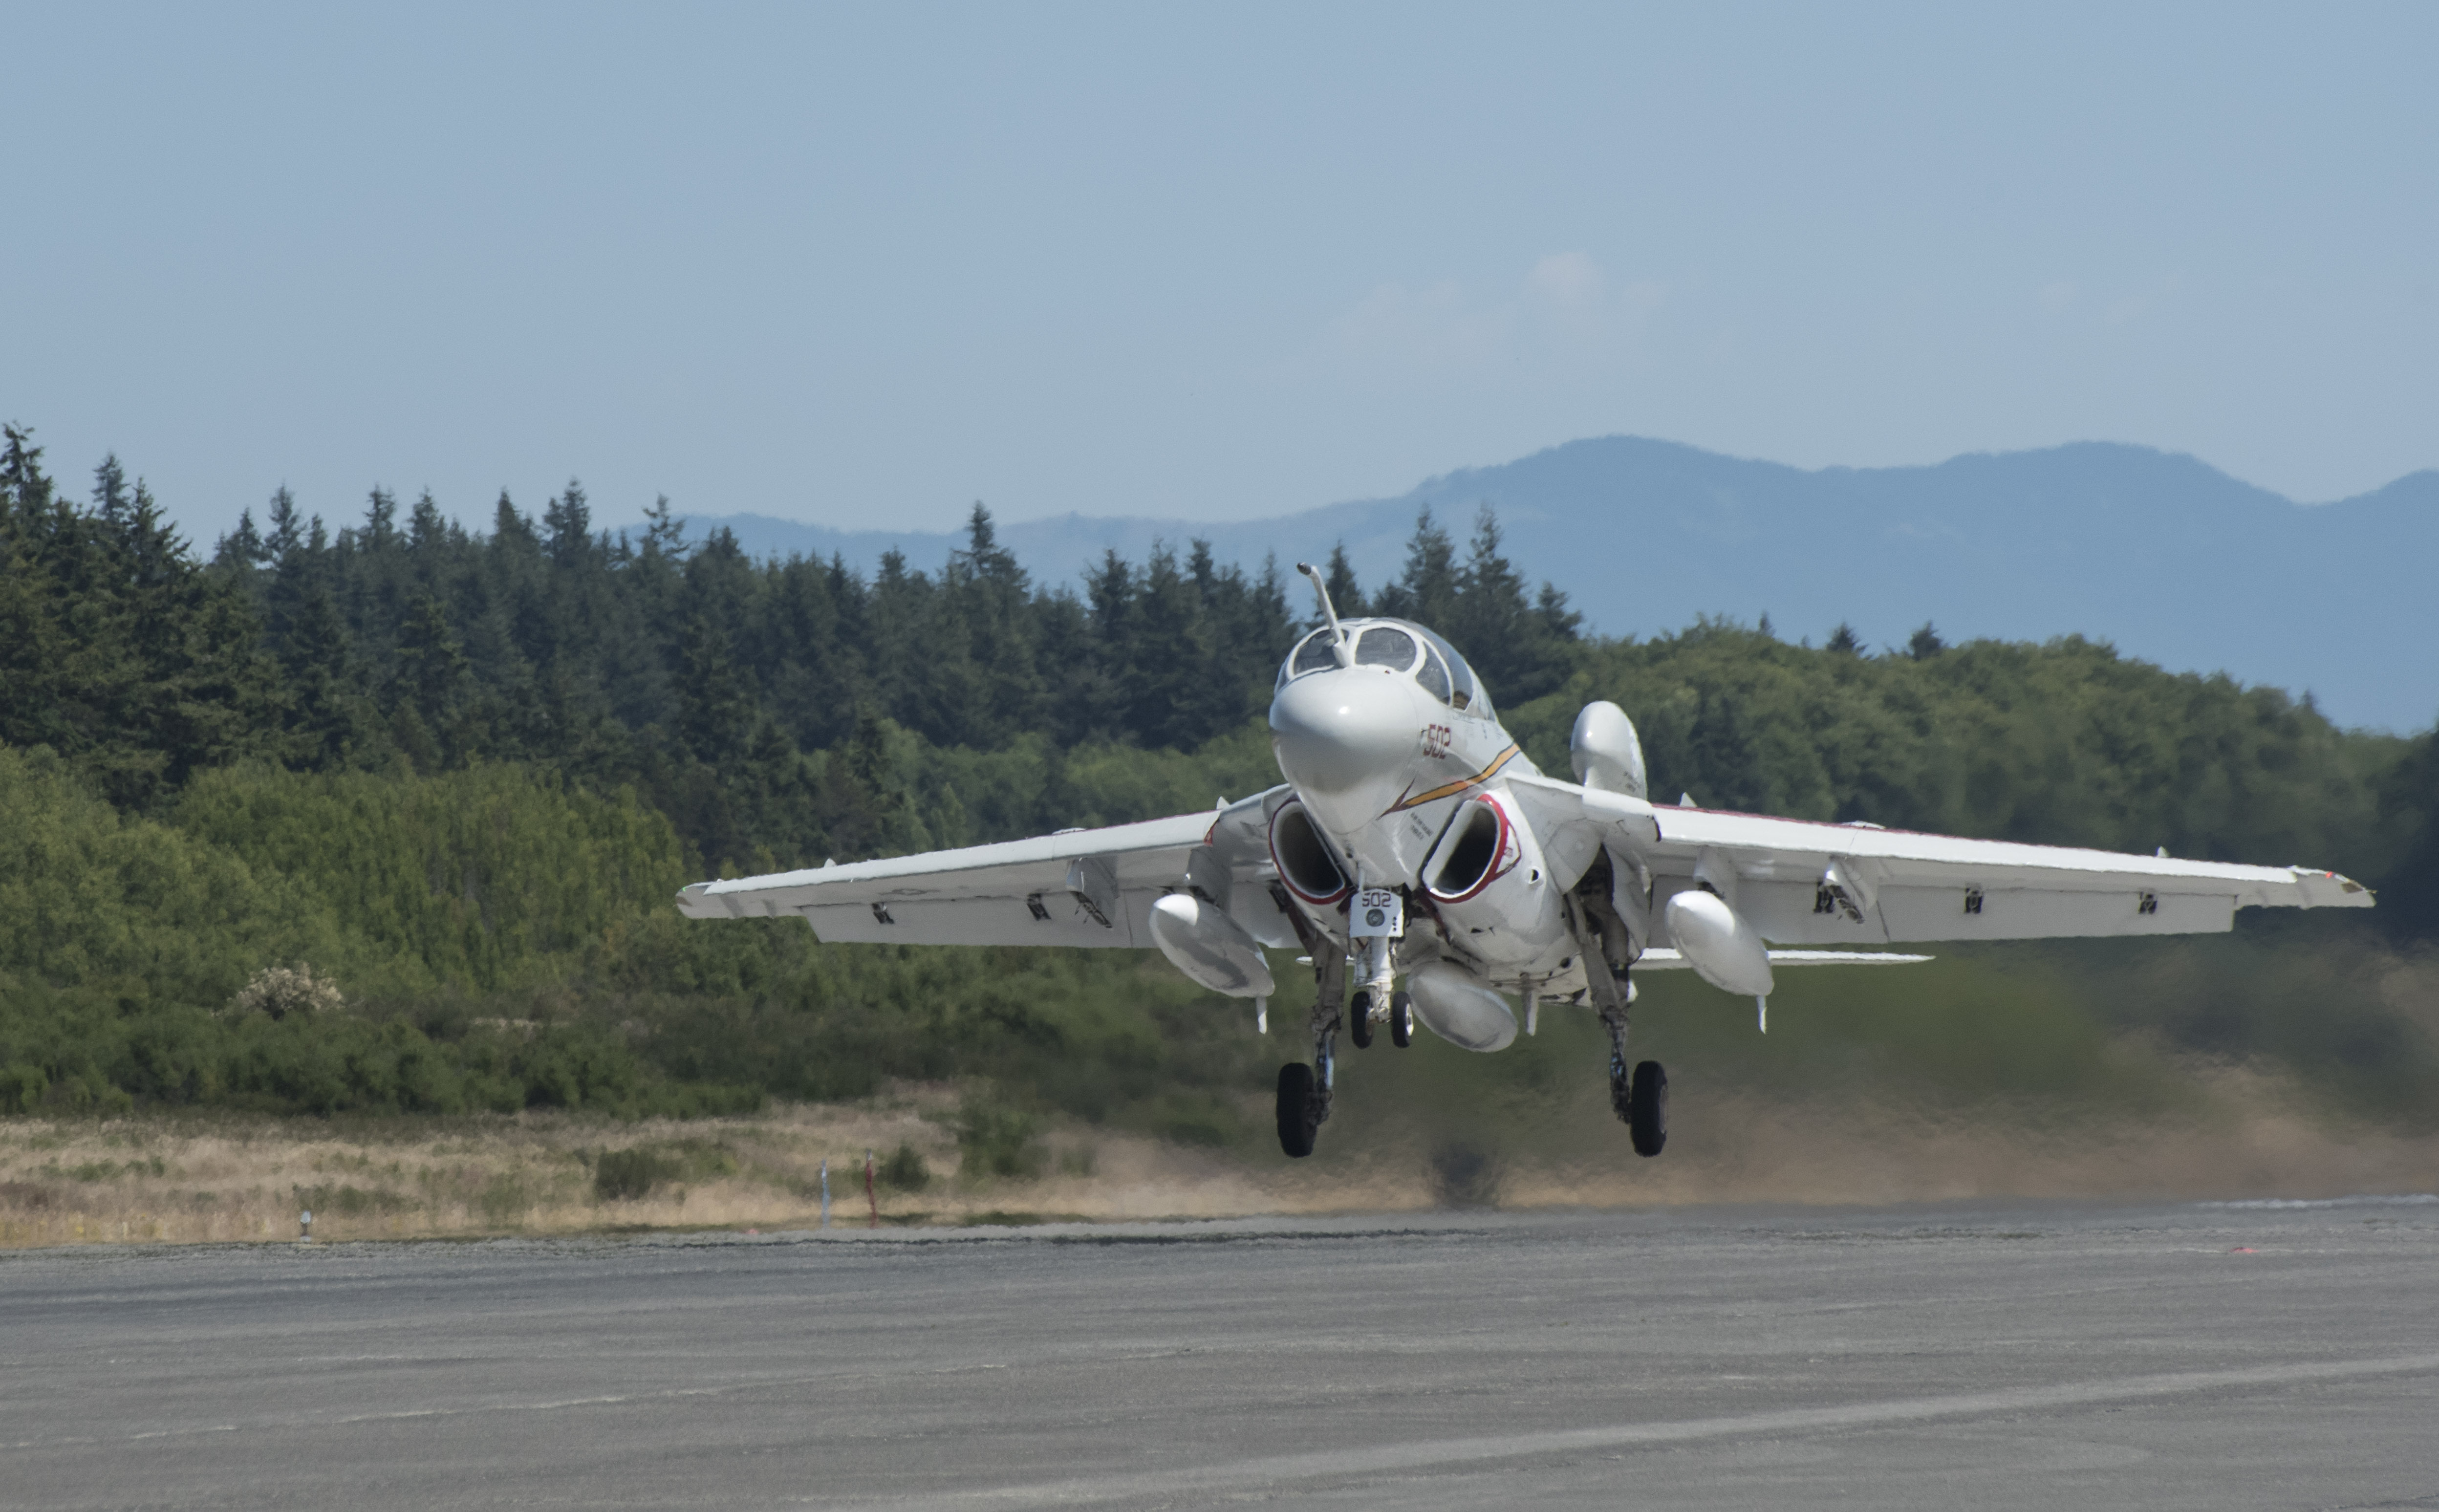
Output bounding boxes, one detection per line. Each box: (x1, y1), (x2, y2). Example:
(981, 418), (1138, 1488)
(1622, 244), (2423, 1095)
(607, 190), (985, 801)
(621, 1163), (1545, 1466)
(1270, 667), (1419, 821)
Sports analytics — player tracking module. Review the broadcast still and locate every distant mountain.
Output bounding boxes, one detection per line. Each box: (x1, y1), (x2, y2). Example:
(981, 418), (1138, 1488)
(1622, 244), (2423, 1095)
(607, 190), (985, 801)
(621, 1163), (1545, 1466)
(624, 438), (2439, 732)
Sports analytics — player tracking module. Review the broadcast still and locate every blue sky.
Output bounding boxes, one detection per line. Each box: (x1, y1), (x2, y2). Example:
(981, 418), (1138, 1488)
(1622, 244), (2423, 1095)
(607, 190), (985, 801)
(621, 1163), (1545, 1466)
(6, 2), (2433, 544)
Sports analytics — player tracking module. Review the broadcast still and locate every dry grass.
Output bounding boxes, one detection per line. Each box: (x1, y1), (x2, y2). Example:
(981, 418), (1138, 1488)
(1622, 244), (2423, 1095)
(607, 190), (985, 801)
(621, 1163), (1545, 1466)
(3, 1060), (2434, 1249)
(1502, 1062), (2439, 1210)
(0, 1091), (1342, 1247)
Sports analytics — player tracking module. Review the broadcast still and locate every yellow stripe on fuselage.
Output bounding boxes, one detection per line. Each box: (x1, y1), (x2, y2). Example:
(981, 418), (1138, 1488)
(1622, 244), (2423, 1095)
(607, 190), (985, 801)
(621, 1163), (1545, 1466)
(1385, 744), (1523, 814)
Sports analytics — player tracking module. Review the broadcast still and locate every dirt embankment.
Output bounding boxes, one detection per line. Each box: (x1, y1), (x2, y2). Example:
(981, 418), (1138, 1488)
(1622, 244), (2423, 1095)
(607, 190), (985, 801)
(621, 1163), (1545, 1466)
(3, 1064), (2434, 1248)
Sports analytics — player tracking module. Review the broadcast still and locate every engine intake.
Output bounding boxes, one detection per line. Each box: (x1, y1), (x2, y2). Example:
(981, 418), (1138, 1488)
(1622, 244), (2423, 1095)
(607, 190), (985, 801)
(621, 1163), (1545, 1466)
(1268, 799), (1352, 906)
(1424, 794), (1516, 903)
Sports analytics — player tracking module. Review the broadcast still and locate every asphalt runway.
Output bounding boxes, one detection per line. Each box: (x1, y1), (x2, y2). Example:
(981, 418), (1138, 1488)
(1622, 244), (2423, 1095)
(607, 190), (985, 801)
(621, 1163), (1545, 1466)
(4, 1199), (2437, 1510)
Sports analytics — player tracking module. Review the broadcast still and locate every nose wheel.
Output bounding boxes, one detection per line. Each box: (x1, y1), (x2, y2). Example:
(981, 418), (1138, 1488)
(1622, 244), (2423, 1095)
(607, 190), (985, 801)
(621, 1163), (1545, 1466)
(1348, 990), (1374, 1049)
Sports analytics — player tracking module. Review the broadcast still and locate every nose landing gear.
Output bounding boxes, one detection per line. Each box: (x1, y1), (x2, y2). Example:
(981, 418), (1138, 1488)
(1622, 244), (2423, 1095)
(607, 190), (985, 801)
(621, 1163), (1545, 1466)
(1346, 985), (1413, 1051)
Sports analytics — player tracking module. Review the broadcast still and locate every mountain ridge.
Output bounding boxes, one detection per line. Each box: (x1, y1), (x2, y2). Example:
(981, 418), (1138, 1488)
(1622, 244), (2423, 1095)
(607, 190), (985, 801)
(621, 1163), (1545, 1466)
(625, 437), (2439, 731)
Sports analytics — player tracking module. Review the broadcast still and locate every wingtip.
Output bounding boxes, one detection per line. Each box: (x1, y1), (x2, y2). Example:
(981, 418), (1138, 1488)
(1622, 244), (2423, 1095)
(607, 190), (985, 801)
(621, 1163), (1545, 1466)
(2292, 868), (2376, 908)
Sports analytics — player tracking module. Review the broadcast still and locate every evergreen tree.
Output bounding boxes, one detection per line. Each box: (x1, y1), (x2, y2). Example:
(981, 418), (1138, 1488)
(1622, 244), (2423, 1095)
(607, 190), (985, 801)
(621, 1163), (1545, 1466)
(281, 584), (371, 770)
(543, 478), (591, 569)
(2, 428), (284, 805)
(673, 612), (756, 764)
(1322, 543), (1365, 619)
(92, 453), (131, 524)
(393, 593), (470, 753)
(1372, 507), (1459, 626)
(364, 485), (399, 551)
(265, 485), (303, 560)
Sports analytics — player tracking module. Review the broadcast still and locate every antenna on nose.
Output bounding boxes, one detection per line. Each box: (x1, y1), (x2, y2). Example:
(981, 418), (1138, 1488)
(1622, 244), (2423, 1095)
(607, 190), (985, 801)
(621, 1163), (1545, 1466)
(1295, 562), (1353, 667)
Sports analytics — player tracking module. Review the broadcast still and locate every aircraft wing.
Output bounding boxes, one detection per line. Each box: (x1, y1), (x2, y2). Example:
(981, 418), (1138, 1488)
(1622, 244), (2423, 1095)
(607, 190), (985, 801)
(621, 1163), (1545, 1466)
(674, 787), (1293, 948)
(1502, 771), (2372, 946)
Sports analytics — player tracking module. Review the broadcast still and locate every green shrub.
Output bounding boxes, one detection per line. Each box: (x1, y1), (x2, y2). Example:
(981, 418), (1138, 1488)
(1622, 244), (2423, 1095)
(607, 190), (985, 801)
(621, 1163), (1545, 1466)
(876, 1141), (931, 1191)
(954, 1099), (1045, 1180)
(593, 1146), (678, 1202)
(591, 1139), (738, 1202)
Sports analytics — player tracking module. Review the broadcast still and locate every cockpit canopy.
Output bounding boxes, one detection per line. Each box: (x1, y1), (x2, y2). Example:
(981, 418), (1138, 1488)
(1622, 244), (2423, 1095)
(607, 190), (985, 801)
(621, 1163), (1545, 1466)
(1276, 618), (1493, 716)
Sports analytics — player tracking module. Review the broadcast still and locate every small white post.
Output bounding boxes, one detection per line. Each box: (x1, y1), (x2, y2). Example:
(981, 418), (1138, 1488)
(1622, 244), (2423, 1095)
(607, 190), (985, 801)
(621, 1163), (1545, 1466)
(298, 1210), (312, 1243)
(819, 1159), (830, 1229)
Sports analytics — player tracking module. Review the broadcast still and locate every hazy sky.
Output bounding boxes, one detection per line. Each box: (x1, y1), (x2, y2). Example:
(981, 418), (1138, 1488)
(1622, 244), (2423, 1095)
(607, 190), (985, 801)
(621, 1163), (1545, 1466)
(7, 2), (2434, 544)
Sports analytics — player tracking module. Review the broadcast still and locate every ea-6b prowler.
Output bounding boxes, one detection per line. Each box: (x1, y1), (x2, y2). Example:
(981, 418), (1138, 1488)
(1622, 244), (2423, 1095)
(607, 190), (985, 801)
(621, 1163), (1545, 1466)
(678, 565), (2374, 1159)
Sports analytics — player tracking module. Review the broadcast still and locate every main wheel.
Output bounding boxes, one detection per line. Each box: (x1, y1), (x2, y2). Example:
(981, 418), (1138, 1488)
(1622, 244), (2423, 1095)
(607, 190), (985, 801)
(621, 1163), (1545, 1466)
(1275, 1062), (1318, 1158)
(1389, 991), (1413, 1048)
(1347, 990), (1374, 1049)
(1629, 1059), (1668, 1158)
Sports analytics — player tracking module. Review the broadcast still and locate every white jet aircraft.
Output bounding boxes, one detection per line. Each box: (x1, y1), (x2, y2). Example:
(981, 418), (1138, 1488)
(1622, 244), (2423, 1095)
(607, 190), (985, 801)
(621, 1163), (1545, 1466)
(678, 566), (2373, 1159)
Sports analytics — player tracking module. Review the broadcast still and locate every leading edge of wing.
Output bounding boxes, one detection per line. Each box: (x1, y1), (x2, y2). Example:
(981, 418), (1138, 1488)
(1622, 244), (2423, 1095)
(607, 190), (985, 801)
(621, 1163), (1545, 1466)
(1647, 805), (2374, 908)
(1636, 948), (1934, 970)
(675, 810), (1220, 920)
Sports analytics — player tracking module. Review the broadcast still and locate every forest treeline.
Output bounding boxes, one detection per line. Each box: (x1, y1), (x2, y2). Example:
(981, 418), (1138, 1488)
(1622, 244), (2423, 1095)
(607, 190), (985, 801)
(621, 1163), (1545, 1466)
(4, 423), (2436, 1127)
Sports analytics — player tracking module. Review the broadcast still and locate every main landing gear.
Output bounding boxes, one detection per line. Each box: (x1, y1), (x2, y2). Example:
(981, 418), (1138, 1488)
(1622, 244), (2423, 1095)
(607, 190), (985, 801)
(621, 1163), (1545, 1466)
(1275, 926), (1348, 1159)
(1274, 999), (1337, 1160)
(1605, 1010), (1668, 1159)
(1276, 914), (1415, 1157)
(1576, 890), (1668, 1159)
(1275, 1061), (1320, 1159)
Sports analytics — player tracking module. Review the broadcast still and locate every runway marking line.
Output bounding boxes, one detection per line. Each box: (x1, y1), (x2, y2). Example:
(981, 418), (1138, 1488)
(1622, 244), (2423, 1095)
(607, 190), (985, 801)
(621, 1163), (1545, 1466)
(824, 1351), (2439, 1510)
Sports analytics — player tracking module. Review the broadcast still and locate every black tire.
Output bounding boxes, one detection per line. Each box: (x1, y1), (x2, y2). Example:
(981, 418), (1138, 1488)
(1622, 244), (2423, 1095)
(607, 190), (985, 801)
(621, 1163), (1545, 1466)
(1629, 1060), (1668, 1158)
(1348, 990), (1373, 1049)
(1389, 991), (1413, 1048)
(1275, 1062), (1318, 1158)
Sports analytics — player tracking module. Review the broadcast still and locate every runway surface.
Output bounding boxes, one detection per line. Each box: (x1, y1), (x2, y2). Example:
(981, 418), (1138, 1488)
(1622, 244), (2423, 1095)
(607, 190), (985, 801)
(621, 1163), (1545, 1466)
(3, 1198), (2437, 1510)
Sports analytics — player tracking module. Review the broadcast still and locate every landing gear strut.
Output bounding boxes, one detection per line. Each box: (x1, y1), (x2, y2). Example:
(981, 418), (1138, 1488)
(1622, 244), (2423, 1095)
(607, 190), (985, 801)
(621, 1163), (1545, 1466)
(1276, 1003), (1338, 1159)
(1597, 997), (1669, 1158)
(1575, 887), (1668, 1160)
(1274, 910), (1346, 1159)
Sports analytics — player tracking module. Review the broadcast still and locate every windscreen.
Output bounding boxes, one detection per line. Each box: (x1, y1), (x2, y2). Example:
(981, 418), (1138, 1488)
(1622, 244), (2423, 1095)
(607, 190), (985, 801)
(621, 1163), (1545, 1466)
(1288, 630), (1339, 677)
(1416, 626), (1480, 712)
(1355, 626), (1416, 670)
